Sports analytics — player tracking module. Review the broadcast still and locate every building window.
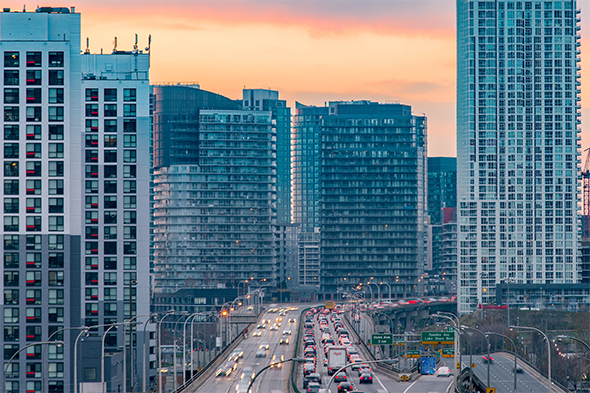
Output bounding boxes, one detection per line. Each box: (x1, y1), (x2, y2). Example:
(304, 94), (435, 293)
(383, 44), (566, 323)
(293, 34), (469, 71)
(4, 88), (19, 103)
(85, 165), (98, 178)
(85, 242), (98, 256)
(26, 180), (41, 195)
(48, 235), (64, 250)
(4, 107), (19, 122)
(4, 180), (19, 195)
(85, 196), (98, 209)
(85, 227), (98, 240)
(4, 289), (19, 305)
(26, 307), (42, 323)
(48, 162), (64, 177)
(26, 52), (41, 67)
(104, 180), (117, 194)
(4, 162), (18, 177)
(4, 143), (19, 158)
(48, 216), (64, 231)
(47, 363), (64, 378)
(25, 289), (41, 305)
(4, 216), (19, 232)
(104, 150), (117, 162)
(123, 150), (136, 162)
(104, 288), (117, 301)
(85, 303), (98, 316)
(123, 211), (136, 224)
(123, 134), (136, 147)
(48, 143), (64, 158)
(4, 198), (18, 214)
(48, 107), (64, 122)
(48, 179), (64, 195)
(85, 257), (98, 270)
(5, 125), (19, 140)
(26, 88), (41, 103)
(26, 198), (41, 213)
(124, 257), (136, 270)
(104, 135), (117, 147)
(86, 119), (98, 132)
(85, 287), (98, 300)
(104, 119), (117, 133)
(124, 226), (137, 239)
(4, 308), (19, 323)
(104, 104), (117, 117)
(104, 241), (117, 254)
(124, 196), (136, 209)
(85, 88), (98, 102)
(123, 104), (136, 117)
(105, 211), (116, 224)
(4, 253), (19, 268)
(48, 88), (64, 104)
(85, 180), (98, 194)
(104, 165), (117, 178)
(26, 70), (41, 85)
(26, 143), (41, 158)
(104, 195), (117, 209)
(3, 70), (18, 85)
(26, 235), (40, 250)
(85, 150), (98, 163)
(123, 165), (136, 178)
(26, 253), (41, 268)
(48, 290), (64, 305)
(48, 198), (63, 213)
(4, 52), (19, 67)
(86, 211), (98, 224)
(104, 89), (117, 102)
(85, 104), (98, 117)
(104, 272), (117, 285)
(104, 257), (117, 270)
(48, 52), (63, 67)
(26, 217), (41, 232)
(25, 161), (40, 177)
(123, 180), (136, 193)
(123, 119), (136, 132)
(4, 272), (19, 287)
(25, 327), (42, 343)
(25, 125), (40, 140)
(48, 307), (64, 323)
(48, 253), (64, 268)
(48, 271), (63, 286)
(48, 70), (63, 85)
(104, 227), (117, 240)
(4, 326), (19, 341)
(124, 88), (136, 102)
(26, 107), (41, 122)
(124, 242), (137, 255)
(49, 125), (63, 140)
(104, 303), (117, 316)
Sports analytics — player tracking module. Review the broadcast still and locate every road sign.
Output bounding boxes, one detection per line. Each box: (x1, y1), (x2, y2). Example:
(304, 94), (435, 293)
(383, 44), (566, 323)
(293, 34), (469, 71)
(325, 301), (335, 310)
(393, 336), (405, 342)
(457, 361), (461, 369)
(371, 334), (393, 345)
(406, 350), (420, 358)
(442, 348), (455, 358)
(486, 389), (496, 393)
(421, 357), (437, 375)
(421, 331), (455, 344)
(472, 363), (476, 369)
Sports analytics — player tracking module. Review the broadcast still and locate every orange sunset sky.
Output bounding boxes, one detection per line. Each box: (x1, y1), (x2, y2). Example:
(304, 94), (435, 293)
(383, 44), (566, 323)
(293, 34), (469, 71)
(7, 0), (588, 157)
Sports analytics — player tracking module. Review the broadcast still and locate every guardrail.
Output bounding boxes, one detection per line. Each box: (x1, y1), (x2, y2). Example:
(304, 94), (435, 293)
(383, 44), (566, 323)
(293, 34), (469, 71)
(288, 306), (312, 393)
(173, 309), (263, 393)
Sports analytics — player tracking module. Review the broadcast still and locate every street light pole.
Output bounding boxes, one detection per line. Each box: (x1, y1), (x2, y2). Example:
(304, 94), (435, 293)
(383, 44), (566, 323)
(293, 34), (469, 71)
(380, 282), (391, 301)
(173, 312), (189, 390)
(462, 325), (491, 388)
(158, 310), (176, 393)
(486, 331), (518, 393)
(74, 329), (90, 393)
(142, 314), (158, 393)
(511, 325), (551, 393)
(43, 326), (87, 393)
(102, 323), (121, 391)
(123, 314), (147, 393)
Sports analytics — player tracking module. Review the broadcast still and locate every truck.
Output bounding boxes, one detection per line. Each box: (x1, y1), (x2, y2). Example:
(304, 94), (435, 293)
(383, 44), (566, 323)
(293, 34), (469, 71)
(327, 346), (347, 375)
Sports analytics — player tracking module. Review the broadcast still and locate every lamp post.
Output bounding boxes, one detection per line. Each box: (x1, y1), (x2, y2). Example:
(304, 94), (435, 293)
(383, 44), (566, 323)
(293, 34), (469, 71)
(368, 281), (380, 301)
(380, 282), (392, 301)
(183, 312), (209, 385)
(74, 329), (90, 393)
(364, 283), (373, 303)
(510, 325), (551, 393)
(436, 313), (462, 391)
(3, 341), (63, 393)
(486, 331), (518, 393)
(102, 323), (121, 391)
(173, 312), (189, 390)
(247, 357), (306, 392)
(142, 314), (158, 393)
(123, 314), (147, 393)
(158, 310), (176, 393)
(462, 325), (491, 388)
(43, 326), (87, 393)
(191, 314), (214, 377)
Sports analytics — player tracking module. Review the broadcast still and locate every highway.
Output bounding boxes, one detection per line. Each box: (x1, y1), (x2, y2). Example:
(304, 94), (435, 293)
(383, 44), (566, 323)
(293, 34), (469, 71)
(194, 307), (298, 393)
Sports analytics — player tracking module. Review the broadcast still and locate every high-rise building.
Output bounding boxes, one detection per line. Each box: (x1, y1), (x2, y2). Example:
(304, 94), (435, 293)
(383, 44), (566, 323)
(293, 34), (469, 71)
(0, 7), (152, 392)
(427, 157), (457, 224)
(294, 101), (427, 299)
(456, 0), (581, 314)
(152, 85), (277, 292)
(243, 89), (291, 224)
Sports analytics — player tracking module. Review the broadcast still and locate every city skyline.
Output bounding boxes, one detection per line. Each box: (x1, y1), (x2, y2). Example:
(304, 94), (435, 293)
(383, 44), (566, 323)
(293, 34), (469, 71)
(3, 0), (585, 157)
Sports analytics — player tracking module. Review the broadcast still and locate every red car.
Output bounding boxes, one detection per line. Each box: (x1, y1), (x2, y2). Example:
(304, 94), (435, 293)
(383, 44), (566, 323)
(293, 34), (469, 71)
(482, 355), (494, 363)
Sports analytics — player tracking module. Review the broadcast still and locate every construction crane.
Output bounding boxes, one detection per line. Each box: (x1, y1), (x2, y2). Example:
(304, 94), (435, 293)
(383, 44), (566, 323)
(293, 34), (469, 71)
(583, 148), (590, 240)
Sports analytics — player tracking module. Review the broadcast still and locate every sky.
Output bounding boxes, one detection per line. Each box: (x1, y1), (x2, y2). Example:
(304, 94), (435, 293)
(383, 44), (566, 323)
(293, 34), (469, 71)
(9, 0), (590, 156)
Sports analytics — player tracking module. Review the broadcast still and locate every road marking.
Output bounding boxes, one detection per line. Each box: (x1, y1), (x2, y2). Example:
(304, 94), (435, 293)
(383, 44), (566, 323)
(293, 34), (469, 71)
(403, 380), (418, 393)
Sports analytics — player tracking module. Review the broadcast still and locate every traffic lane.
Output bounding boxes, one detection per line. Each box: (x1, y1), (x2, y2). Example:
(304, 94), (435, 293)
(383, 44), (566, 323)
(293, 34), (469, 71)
(399, 358), (453, 393)
(492, 353), (550, 393)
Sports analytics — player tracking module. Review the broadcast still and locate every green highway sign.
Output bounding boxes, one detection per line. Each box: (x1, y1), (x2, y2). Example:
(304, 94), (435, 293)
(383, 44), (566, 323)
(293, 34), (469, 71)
(421, 331), (455, 344)
(441, 348), (455, 358)
(406, 350), (420, 358)
(371, 334), (393, 345)
(393, 336), (405, 342)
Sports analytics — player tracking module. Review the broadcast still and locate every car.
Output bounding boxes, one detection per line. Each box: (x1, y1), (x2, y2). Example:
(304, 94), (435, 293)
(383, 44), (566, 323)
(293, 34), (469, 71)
(436, 366), (451, 377)
(283, 330), (292, 335)
(514, 364), (523, 373)
(358, 366), (372, 376)
(252, 331), (262, 337)
(279, 338), (289, 345)
(241, 367), (256, 380)
(288, 318), (296, 323)
(270, 325), (279, 331)
(303, 373), (322, 389)
(303, 363), (315, 376)
(359, 372), (373, 384)
(215, 361), (237, 377)
(306, 382), (321, 393)
(482, 355), (494, 363)
(259, 343), (270, 350)
(256, 324), (265, 329)
(334, 372), (347, 382)
(255, 349), (267, 358)
(337, 382), (353, 393)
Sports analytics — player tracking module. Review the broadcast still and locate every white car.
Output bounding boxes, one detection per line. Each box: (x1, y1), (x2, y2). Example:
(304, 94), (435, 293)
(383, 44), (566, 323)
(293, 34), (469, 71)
(436, 366), (451, 377)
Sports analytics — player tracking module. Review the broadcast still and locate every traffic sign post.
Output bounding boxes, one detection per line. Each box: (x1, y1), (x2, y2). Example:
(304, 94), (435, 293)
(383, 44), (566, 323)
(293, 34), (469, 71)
(371, 334), (393, 345)
(421, 331), (455, 345)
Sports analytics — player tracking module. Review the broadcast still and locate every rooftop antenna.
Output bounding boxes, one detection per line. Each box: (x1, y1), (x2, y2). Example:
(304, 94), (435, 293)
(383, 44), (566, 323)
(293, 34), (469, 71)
(23, 4), (26, 12)
(113, 37), (117, 54)
(145, 34), (151, 53)
(133, 34), (138, 51)
(84, 37), (90, 54)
